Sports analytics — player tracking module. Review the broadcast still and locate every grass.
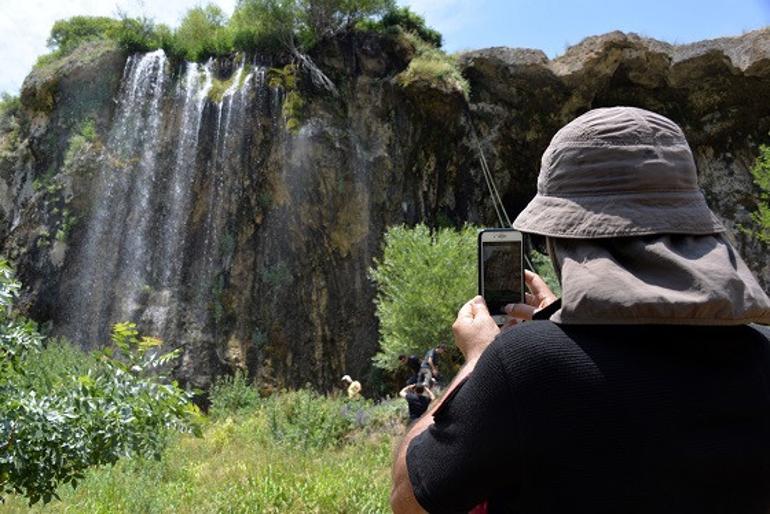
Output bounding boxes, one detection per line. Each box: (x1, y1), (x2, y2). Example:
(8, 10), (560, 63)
(3, 377), (406, 513)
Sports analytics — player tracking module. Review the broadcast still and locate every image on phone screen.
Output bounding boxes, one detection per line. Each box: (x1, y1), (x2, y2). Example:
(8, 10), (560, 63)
(483, 241), (523, 316)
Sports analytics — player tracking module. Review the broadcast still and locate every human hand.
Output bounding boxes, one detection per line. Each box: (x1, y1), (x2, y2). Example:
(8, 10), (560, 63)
(502, 270), (558, 328)
(452, 296), (500, 362)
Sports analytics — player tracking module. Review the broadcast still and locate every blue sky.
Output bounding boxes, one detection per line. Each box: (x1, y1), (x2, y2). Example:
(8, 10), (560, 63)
(1, 0), (769, 96)
(426, 0), (770, 54)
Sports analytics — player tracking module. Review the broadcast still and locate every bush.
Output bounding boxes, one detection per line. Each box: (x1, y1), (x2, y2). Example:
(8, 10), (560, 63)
(264, 389), (357, 449)
(228, 0), (296, 55)
(172, 4), (231, 62)
(748, 140), (770, 243)
(0, 261), (199, 506)
(0, 93), (20, 118)
(529, 249), (561, 296)
(2, 391), (401, 513)
(370, 224), (477, 371)
(114, 16), (172, 54)
(12, 338), (102, 394)
(209, 371), (260, 416)
(36, 0), (447, 78)
(360, 6), (442, 47)
(0, 94), (20, 137)
(396, 32), (469, 97)
(46, 16), (120, 55)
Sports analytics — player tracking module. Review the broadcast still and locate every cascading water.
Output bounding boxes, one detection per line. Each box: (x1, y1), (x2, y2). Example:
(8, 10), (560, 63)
(60, 51), (269, 352)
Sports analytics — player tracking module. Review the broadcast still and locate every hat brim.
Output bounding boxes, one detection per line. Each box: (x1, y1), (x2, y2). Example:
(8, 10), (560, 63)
(512, 191), (725, 239)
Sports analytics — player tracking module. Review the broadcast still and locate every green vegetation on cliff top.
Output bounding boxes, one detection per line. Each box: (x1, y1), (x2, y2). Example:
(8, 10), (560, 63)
(39, 1), (441, 65)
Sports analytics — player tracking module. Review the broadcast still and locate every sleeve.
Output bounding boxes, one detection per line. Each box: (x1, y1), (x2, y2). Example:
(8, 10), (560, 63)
(406, 341), (521, 513)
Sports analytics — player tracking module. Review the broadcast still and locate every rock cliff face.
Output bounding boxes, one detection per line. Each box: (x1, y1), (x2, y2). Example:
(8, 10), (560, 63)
(1, 28), (768, 391)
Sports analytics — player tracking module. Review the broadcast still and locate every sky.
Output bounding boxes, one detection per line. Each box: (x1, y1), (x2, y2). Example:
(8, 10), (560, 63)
(1, 0), (769, 96)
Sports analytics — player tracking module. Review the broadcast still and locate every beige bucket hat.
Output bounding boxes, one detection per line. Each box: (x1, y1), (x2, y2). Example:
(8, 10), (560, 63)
(513, 106), (725, 238)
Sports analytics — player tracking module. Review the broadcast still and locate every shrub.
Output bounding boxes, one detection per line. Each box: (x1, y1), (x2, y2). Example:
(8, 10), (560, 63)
(370, 224), (477, 371)
(114, 16), (171, 54)
(0, 261), (199, 506)
(748, 140), (770, 243)
(209, 371), (261, 416)
(396, 32), (469, 97)
(360, 6), (442, 47)
(229, 0), (295, 55)
(0, 93), (20, 118)
(529, 249), (561, 296)
(0, 94), (20, 137)
(14, 338), (101, 393)
(2, 391), (400, 513)
(46, 16), (120, 55)
(173, 4), (231, 62)
(264, 389), (357, 449)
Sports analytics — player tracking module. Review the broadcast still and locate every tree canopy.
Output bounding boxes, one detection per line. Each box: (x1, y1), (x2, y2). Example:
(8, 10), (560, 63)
(369, 224), (477, 371)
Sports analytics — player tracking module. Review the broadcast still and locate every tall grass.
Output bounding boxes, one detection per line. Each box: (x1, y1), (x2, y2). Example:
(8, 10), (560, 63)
(4, 369), (408, 513)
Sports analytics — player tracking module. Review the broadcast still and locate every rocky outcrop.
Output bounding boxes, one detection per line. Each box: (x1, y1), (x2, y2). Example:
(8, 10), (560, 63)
(459, 27), (770, 287)
(1, 28), (768, 392)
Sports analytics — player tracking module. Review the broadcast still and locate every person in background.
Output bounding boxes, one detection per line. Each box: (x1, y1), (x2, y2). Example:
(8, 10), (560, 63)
(340, 374), (361, 400)
(399, 383), (435, 423)
(417, 344), (446, 386)
(391, 107), (770, 513)
(399, 354), (422, 385)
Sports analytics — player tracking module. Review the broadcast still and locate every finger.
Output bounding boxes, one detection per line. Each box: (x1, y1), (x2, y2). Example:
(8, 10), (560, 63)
(504, 302), (536, 320)
(524, 270), (556, 300)
(456, 297), (476, 321)
(470, 296), (489, 318)
(525, 292), (538, 307)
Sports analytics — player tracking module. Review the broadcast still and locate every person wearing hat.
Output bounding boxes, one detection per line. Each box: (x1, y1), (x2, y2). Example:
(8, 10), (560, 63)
(340, 374), (362, 400)
(391, 107), (770, 513)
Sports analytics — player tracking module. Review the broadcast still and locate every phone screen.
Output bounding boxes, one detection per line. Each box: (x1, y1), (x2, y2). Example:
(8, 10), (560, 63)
(482, 240), (523, 315)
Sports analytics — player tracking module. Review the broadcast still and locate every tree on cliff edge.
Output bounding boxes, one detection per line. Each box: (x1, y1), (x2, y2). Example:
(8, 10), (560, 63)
(231, 0), (395, 95)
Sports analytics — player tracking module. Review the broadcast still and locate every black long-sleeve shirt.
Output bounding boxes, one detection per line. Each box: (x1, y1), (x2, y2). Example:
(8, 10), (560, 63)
(407, 312), (770, 513)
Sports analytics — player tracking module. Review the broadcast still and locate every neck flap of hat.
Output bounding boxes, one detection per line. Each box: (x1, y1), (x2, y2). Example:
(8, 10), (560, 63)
(547, 234), (770, 325)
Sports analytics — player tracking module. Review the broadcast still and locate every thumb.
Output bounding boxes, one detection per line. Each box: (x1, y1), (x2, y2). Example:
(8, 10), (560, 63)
(470, 296), (489, 318)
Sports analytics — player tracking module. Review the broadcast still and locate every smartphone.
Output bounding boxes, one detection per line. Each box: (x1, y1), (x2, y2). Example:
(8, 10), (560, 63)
(478, 229), (524, 325)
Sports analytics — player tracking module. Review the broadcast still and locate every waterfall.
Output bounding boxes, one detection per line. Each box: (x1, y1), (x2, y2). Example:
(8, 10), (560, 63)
(160, 60), (214, 289)
(63, 50), (169, 346)
(60, 51), (267, 349)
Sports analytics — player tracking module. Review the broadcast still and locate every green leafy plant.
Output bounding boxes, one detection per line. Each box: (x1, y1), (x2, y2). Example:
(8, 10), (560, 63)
(264, 389), (357, 449)
(172, 4), (231, 62)
(209, 371), (261, 417)
(748, 140), (770, 243)
(0, 261), (200, 506)
(0, 93), (20, 119)
(115, 16), (172, 54)
(369, 224), (477, 371)
(268, 64), (306, 133)
(358, 6), (442, 47)
(396, 31), (469, 97)
(46, 16), (120, 55)
(2, 392), (403, 513)
(529, 249), (561, 296)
